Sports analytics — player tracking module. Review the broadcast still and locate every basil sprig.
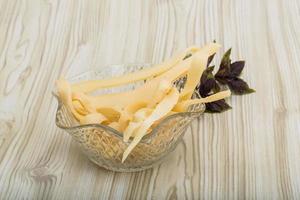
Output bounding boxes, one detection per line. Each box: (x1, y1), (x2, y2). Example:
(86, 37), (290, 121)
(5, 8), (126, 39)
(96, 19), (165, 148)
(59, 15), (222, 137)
(196, 48), (255, 113)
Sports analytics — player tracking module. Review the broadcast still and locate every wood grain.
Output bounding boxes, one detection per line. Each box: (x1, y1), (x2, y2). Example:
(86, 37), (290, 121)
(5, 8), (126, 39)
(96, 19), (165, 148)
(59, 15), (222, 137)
(0, 0), (300, 199)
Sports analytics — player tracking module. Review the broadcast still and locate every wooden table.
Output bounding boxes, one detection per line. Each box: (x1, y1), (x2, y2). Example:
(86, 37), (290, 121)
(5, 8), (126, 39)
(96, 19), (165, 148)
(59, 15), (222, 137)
(1, 0), (300, 199)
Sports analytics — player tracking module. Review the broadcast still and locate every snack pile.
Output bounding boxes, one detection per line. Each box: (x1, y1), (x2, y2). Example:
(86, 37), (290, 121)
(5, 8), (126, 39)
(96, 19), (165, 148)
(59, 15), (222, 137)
(56, 43), (236, 162)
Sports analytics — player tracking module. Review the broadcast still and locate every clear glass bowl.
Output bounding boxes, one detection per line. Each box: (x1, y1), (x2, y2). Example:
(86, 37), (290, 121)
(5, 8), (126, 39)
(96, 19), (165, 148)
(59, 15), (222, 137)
(54, 64), (205, 172)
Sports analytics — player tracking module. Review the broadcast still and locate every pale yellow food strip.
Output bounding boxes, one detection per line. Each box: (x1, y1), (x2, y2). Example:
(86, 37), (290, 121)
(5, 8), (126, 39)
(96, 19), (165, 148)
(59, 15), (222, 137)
(123, 122), (141, 142)
(124, 102), (148, 114)
(151, 111), (178, 127)
(72, 92), (97, 113)
(87, 55), (191, 109)
(80, 113), (108, 125)
(122, 87), (179, 162)
(123, 108), (153, 142)
(116, 102), (148, 132)
(88, 43), (220, 110)
(132, 108), (153, 122)
(73, 100), (88, 115)
(71, 47), (200, 93)
(96, 107), (121, 122)
(73, 93), (121, 123)
(147, 79), (172, 108)
(56, 79), (83, 121)
(173, 90), (231, 112)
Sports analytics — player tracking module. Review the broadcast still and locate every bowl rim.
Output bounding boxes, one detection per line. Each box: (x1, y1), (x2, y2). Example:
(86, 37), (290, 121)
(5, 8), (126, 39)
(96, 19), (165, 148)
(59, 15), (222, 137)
(54, 63), (206, 143)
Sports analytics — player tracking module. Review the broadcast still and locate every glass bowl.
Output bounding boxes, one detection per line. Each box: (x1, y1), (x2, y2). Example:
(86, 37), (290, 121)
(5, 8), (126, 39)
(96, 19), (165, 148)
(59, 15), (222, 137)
(54, 63), (205, 172)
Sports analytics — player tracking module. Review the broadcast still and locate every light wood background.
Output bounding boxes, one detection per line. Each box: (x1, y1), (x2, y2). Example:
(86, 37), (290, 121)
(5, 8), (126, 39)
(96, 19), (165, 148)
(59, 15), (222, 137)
(0, 0), (300, 199)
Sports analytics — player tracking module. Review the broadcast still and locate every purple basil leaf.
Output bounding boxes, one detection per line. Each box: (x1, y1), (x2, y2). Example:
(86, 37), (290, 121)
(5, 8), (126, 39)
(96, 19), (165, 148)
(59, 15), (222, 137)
(200, 66), (215, 85)
(215, 48), (232, 78)
(206, 53), (216, 67)
(198, 66), (217, 96)
(205, 99), (232, 113)
(215, 76), (228, 85)
(212, 82), (220, 93)
(221, 48), (232, 66)
(230, 61), (245, 77)
(227, 77), (255, 95)
(199, 78), (216, 97)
